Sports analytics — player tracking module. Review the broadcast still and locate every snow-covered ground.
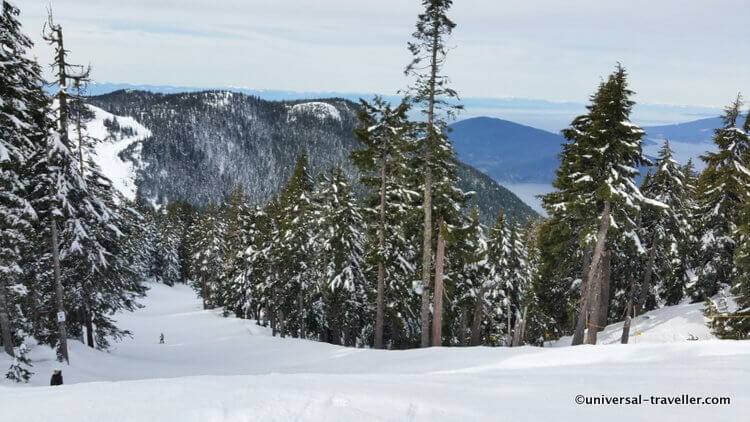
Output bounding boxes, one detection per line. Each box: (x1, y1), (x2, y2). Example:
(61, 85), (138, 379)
(1, 283), (747, 421)
(550, 300), (715, 346)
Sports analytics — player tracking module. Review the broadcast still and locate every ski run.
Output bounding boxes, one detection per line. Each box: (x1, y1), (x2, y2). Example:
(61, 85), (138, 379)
(1, 282), (748, 422)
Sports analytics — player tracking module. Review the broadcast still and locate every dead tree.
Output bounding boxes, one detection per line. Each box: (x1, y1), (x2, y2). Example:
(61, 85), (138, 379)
(43, 11), (71, 364)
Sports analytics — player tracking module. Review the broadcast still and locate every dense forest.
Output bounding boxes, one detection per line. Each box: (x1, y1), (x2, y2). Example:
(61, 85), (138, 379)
(1, 0), (748, 386)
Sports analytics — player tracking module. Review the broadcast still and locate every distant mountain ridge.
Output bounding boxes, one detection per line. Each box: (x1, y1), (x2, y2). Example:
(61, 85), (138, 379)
(643, 115), (746, 144)
(78, 82), (722, 132)
(87, 90), (538, 223)
(449, 117), (565, 183)
(450, 115), (725, 185)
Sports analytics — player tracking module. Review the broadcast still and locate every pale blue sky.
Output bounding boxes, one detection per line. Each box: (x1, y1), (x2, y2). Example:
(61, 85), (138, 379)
(17, 0), (750, 107)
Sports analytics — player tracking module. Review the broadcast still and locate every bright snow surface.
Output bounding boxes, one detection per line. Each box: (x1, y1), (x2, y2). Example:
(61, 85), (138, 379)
(289, 101), (342, 122)
(85, 105), (151, 200)
(1, 283), (747, 421)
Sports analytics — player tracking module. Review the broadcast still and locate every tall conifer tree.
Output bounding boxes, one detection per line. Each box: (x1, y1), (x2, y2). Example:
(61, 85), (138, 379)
(405, 0), (463, 347)
(352, 97), (418, 348)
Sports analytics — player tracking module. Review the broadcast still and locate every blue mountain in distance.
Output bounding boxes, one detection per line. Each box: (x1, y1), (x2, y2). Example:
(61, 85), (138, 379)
(643, 115), (746, 144)
(449, 117), (565, 183)
(450, 115), (727, 185)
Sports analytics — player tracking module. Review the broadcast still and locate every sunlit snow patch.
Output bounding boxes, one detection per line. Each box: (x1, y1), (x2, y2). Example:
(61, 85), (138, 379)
(84, 105), (152, 200)
(288, 101), (342, 122)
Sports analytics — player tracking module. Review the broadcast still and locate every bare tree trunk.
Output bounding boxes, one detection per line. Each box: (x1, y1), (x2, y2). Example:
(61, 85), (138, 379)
(297, 287), (305, 340)
(585, 201), (612, 345)
(85, 307), (94, 348)
(469, 286), (487, 346)
(458, 307), (469, 346)
(418, 163), (433, 348)
(52, 219), (69, 363)
(571, 249), (593, 345)
(506, 301), (513, 346)
(418, 162), (433, 348)
(519, 306), (528, 345)
(621, 272), (636, 344)
(0, 280), (15, 357)
(597, 251), (611, 331)
(636, 234), (658, 315)
(512, 306), (528, 347)
(431, 221), (446, 347)
(74, 92), (85, 175)
(374, 158), (387, 349)
(28, 279), (41, 336)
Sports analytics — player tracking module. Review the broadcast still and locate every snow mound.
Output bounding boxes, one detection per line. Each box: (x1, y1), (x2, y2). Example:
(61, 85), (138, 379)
(84, 105), (152, 200)
(1, 284), (747, 421)
(549, 300), (716, 346)
(288, 101), (342, 122)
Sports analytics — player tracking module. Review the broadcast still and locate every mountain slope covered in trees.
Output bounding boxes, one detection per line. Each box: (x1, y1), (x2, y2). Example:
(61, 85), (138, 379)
(87, 90), (537, 223)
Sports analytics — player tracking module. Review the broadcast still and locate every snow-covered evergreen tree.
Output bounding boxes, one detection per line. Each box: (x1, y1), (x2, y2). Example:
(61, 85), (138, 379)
(313, 168), (367, 345)
(537, 125), (598, 338)
(228, 204), (275, 323)
(189, 203), (227, 309)
(351, 97), (420, 348)
(4, 343), (32, 382)
(693, 97), (750, 301)
(268, 153), (316, 338)
(638, 142), (694, 309)
(0, 0), (41, 357)
(450, 208), (494, 346)
(122, 200), (158, 282)
(483, 210), (513, 345)
(517, 223), (551, 346)
(541, 64), (653, 344)
(221, 186), (254, 316)
(155, 207), (181, 286)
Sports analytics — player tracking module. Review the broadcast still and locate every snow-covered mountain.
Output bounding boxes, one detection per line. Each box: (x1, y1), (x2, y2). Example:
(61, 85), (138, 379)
(86, 90), (538, 223)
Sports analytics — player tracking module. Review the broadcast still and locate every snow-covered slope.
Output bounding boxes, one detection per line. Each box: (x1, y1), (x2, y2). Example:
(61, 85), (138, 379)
(83, 105), (151, 200)
(1, 283), (747, 421)
(549, 300), (715, 346)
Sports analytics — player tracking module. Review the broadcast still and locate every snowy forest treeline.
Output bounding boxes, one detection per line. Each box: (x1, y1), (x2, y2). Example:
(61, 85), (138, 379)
(2, 0), (749, 383)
